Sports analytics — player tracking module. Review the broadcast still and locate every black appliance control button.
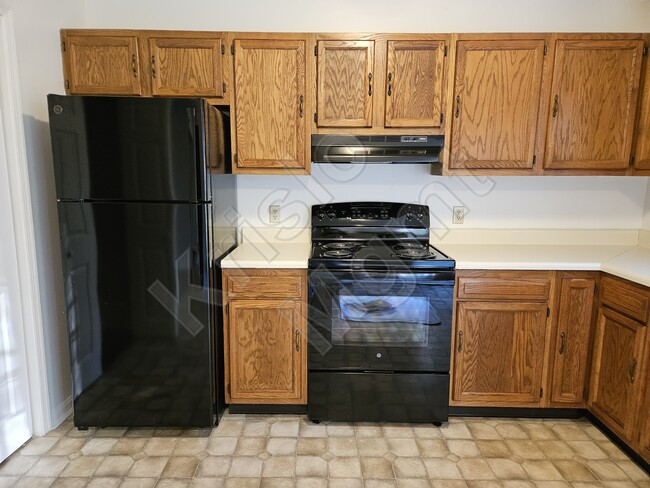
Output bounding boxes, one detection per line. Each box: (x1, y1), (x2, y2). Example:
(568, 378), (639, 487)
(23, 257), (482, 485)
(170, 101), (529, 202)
(327, 212), (336, 219)
(316, 212), (325, 220)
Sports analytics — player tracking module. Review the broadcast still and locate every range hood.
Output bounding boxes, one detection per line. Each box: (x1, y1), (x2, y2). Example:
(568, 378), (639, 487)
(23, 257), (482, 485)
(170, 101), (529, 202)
(311, 134), (444, 165)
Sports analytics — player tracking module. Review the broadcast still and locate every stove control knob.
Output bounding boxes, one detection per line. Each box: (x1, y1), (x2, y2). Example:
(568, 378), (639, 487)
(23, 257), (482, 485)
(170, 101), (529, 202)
(406, 212), (414, 220)
(327, 211), (336, 219)
(316, 212), (325, 220)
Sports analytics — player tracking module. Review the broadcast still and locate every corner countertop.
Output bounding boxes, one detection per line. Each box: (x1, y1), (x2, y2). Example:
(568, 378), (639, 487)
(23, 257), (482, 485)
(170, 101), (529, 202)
(220, 227), (650, 287)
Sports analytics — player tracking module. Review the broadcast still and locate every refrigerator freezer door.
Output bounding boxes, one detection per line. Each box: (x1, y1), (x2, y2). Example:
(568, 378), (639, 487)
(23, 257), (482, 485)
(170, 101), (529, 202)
(58, 201), (214, 427)
(48, 95), (208, 202)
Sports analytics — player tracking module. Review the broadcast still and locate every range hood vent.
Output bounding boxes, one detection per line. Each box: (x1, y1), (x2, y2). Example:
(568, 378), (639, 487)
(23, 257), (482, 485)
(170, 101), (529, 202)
(311, 134), (444, 165)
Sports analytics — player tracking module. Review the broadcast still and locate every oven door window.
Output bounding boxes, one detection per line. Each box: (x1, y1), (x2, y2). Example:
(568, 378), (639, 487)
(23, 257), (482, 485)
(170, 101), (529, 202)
(308, 271), (453, 372)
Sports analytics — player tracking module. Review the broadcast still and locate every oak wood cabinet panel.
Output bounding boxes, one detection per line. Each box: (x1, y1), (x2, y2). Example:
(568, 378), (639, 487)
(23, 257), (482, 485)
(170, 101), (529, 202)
(222, 269), (307, 405)
(633, 34), (650, 172)
(457, 273), (551, 301)
(149, 37), (224, 97)
(549, 274), (598, 406)
(600, 274), (650, 324)
(316, 40), (374, 128)
(63, 34), (142, 95)
(588, 306), (646, 440)
(544, 39), (644, 170)
(453, 301), (548, 406)
(384, 40), (445, 128)
(448, 39), (546, 170)
(636, 363), (650, 462)
(232, 38), (308, 173)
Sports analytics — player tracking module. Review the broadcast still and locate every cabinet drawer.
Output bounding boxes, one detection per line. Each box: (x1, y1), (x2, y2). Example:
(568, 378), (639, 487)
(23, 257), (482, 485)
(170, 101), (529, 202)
(600, 275), (650, 323)
(223, 269), (304, 299)
(457, 271), (551, 301)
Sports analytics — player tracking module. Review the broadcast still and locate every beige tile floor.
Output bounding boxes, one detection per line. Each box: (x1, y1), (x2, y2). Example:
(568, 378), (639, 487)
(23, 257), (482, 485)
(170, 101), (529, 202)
(0, 413), (648, 487)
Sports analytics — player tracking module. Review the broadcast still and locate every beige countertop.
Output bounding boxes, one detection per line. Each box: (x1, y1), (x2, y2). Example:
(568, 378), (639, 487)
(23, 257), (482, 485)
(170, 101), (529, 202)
(221, 228), (650, 287)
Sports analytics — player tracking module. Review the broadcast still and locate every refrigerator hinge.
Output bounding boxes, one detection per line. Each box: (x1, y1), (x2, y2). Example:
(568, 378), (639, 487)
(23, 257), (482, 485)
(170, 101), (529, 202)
(444, 44), (448, 57)
(223, 82), (227, 93)
(65, 80), (70, 90)
(231, 43), (234, 55)
(61, 40), (67, 52)
(314, 113), (318, 123)
(221, 43), (225, 55)
(543, 44), (548, 56)
(314, 45), (318, 56)
(540, 387), (543, 398)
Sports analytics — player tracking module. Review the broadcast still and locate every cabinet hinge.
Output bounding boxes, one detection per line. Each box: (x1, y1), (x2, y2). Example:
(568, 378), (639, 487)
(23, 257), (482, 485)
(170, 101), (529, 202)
(630, 154), (635, 166)
(546, 307), (550, 317)
(314, 113), (318, 123)
(533, 155), (537, 165)
(540, 387), (544, 398)
(221, 44), (225, 55)
(644, 45), (648, 56)
(231, 43), (234, 55)
(444, 45), (448, 57)
(223, 82), (227, 93)
(61, 40), (67, 52)
(65, 80), (70, 90)
(233, 154), (238, 165)
(583, 387), (587, 400)
(314, 45), (318, 56)
(440, 113), (444, 124)
(543, 44), (548, 55)
(227, 383), (231, 395)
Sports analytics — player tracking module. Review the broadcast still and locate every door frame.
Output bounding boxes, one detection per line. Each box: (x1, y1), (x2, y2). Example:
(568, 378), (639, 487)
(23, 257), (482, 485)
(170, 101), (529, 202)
(0, 4), (51, 435)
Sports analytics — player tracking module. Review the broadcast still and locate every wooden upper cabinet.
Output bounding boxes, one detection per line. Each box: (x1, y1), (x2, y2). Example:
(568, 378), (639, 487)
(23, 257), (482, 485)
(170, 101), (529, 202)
(64, 34), (142, 95)
(544, 39), (644, 170)
(550, 275), (597, 406)
(384, 40), (445, 128)
(149, 37), (223, 97)
(233, 38), (308, 172)
(588, 306), (646, 440)
(453, 301), (548, 406)
(317, 40), (374, 127)
(448, 39), (545, 170)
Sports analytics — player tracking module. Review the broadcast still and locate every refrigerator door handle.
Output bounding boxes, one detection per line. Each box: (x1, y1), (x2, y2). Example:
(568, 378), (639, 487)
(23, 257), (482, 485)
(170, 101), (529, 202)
(188, 105), (209, 203)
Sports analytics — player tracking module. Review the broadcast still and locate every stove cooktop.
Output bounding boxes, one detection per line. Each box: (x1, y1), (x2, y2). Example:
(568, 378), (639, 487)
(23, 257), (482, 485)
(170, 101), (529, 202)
(308, 240), (455, 271)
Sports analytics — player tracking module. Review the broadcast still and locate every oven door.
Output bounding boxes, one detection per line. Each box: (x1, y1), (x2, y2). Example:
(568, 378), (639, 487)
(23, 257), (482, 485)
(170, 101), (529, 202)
(308, 269), (454, 373)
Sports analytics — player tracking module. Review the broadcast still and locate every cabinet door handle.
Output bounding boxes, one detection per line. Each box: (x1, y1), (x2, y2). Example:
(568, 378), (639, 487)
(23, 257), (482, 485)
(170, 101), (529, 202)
(455, 95), (461, 118)
(131, 54), (138, 77)
(629, 358), (638, 383)
(151, 55), (156, 79)
(387, 72), (392, 97)
(295, 329), (301, 352)
(559, 332), (566, 355)
(299, 95), (304, 118)
(457, 330), (463, 352)
(368, 73), (373, 97)
(552, 95), (559, 118)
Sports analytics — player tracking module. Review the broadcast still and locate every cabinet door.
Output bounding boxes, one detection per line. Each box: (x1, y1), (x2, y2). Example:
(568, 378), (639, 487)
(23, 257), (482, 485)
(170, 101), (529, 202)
(385, 40), (445, 128)
(550, 276), (597, 405)
(632, 36), (650, 171)
(149, 37), (223, 97)
(227, 299), (305, 403)
(316, 40), (374, 127)
(544, 39), (643, 170)
(233, 39), (307, 171)
(636, 369), (650, 462)
(449, 39), (545, 170)
(588, 306), (646, 440)
(453, 301), (548, 405)
(64, 35), (142, 95)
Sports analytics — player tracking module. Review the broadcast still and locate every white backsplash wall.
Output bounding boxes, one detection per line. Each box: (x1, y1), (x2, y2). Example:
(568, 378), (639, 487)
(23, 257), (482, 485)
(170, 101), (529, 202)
(236, 164), (649, 233)
(644, 181), (650, 231)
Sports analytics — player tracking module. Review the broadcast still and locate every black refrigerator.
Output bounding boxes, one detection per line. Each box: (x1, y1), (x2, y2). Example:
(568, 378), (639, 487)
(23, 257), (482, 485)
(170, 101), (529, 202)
(47, 95), (237, 428)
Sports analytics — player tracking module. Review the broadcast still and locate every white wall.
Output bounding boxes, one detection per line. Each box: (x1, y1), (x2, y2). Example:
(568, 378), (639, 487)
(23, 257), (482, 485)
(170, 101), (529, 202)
(84, 0), (650, 32)
(644, 181), (650, 230)
(7, 0), (84, 427)
(236, 165), (649, 231)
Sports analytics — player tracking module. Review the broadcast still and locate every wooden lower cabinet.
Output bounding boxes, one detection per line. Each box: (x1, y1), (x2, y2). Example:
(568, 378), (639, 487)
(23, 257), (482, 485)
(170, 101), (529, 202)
(637, 373), (650, 463)
(588, 306), (646, 440)
(453, 301), (548, 406)
(222, 269), (307, 404)
(549, 273), (598, 406)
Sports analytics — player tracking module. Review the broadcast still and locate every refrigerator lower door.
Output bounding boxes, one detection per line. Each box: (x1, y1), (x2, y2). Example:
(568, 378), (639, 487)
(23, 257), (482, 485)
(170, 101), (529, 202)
(57, 201), (214, 427)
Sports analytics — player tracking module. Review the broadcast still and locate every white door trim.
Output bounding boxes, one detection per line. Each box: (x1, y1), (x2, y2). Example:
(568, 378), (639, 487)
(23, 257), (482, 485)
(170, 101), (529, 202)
(0, 4), (51, 435)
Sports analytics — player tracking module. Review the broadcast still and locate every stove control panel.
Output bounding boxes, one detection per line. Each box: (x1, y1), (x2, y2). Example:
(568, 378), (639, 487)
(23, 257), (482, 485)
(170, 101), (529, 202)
(312, 202), (430, 227)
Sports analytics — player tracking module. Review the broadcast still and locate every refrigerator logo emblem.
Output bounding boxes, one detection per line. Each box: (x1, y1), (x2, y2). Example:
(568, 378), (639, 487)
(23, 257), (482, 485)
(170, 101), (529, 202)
(53, 105), (63, 114)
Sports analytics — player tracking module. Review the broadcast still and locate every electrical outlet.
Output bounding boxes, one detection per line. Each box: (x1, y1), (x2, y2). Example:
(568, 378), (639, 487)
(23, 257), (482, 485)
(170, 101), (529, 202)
(269, 205), (281, 223)
(452, 206), (465, 225)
